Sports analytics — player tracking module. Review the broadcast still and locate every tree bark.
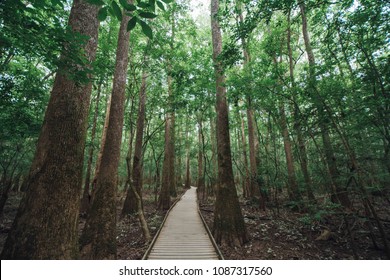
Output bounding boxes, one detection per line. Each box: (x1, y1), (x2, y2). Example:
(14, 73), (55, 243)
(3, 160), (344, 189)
(122, 71), (148, 216)
(210, 114), (218, 195)
(184, 117), (191, 189)
(90, 91), (112, 198)
(211, 0), (247, 246)
(159, 111), (174, 209)
(239, 112), (250, 198)
(80, 79), (102, 214)
(79, 5), (132, 259)
(0, 0), (100, 259)
(279, 101), (300, 201)
(123, 90), (136, 193)
(197, 118), (205, 200)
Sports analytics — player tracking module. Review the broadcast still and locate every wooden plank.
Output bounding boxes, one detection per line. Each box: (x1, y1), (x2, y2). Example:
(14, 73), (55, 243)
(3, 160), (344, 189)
(145, 187), (220, 260)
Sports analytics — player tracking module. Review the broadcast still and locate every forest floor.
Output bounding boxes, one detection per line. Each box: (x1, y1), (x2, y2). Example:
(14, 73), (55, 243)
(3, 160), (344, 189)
(1, 189), (389, 260)
(200, 197), (389, 260)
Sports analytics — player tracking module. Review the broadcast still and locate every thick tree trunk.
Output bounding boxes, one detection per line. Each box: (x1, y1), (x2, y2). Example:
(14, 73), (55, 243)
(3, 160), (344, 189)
(0, 0), (99, 259)
(299, 0), (351, 208)
(81, 79), (102, 214)
(79, 6), (131, 259)
(122, 71), (148, 216)
(211, 0), (247, 246)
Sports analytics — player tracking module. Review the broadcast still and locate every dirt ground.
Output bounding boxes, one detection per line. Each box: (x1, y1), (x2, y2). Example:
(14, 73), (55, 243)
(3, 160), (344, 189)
(1, 190), (389, 260)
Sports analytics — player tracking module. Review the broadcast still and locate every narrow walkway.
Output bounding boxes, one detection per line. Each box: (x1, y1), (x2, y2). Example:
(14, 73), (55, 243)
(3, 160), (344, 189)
(145, 187), (220, 260)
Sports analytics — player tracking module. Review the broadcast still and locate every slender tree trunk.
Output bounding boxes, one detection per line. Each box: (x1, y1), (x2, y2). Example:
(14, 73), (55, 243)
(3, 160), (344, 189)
(279, 101), (300, 202)
(79, 5), (132, 259)
(247, 104), (264, 205)
(131, 183), (151, 243)
(184, 117), (191, 189)
(0, 0), (100, 259)
(294, 105), (316, 201)
(211, 0), (247, 246)
(122, 71), (148, 216)
(81, 79), (102, 214)
(197, 118), (205, 200)
(236, 3), (264, 207)
(286, 9), (315, 202)
(299, 0), (351, 208)
(185, 155), (191, 188)
(176, 119), (183, 188)
(123, 90), (136, 193)
(240, 112), (250, 198)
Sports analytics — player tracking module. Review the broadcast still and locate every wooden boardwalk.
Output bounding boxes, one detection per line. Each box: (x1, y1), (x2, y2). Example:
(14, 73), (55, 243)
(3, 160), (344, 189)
(144, 187), (222, 260)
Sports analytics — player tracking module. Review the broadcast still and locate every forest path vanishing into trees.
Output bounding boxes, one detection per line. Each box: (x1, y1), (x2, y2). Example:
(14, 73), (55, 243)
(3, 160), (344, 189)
(143, 187), (222, 260)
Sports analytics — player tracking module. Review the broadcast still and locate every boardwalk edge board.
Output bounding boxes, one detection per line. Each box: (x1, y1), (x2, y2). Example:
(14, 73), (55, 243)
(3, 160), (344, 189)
(197, 199), (224, 260)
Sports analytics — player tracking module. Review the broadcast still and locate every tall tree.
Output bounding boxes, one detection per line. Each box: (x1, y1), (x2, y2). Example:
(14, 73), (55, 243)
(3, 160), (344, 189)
(196, 115), (206, 201)
(235, 0), (264, 207)
(299, 0), (351, 208)
(79, 2), (132, 259)
(0, 0), (100, 259)
(122, 68), (148, 216)
(80, 78), (103, 214)
(286, 7), (315, 201)
(210, 0), (247, 246)
(159, 5), (177, 210)
(239, 111), (250, 198)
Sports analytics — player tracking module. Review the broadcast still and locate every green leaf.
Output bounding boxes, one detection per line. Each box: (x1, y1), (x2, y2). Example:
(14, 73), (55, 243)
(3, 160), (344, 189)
(138, 19), (153, 39)
(111, 1), (123, 21)
(98, 7), (108, 21)
(119, 0), (137, 11)
(157, 1), (165, 11)
(138, 2), (150, 9)
(138, 11), (157, 19)
(148, 0), (156, 11)
(127, 16), (137, 32)
(51, 0), (64, 8)
(85, 0), (105, 5)
(160, 0), (173, 3)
